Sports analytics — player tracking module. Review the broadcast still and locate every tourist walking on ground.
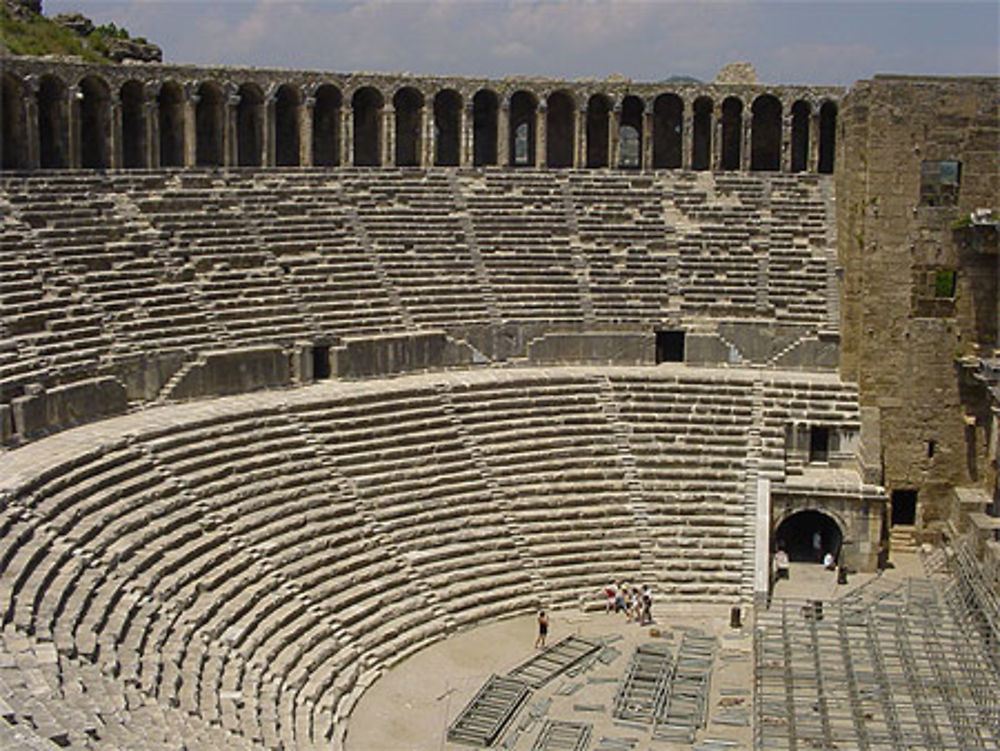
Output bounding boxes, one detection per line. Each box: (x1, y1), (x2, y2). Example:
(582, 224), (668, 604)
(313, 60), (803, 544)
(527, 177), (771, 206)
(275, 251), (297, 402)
(535, 611), (549, 648)
(605, 584), (617, 612)
(641, 586), (652, 625)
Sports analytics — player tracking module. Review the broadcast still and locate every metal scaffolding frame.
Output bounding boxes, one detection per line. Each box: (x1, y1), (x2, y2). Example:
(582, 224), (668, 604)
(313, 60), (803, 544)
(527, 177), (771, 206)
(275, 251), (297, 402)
(754, 571), (1000, 751)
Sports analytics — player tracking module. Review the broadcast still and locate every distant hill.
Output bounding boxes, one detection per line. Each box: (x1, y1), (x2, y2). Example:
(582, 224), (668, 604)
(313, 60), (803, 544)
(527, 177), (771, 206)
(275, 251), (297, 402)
(1, 0), (161, 63)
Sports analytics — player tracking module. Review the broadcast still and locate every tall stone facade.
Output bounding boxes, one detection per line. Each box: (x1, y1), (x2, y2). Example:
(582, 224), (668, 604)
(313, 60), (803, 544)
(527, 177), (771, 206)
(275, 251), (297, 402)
(837, 75), (999, 539)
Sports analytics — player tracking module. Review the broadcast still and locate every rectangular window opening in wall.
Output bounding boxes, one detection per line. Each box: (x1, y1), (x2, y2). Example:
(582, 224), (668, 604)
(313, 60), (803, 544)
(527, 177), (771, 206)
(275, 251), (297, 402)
(933, 269), (957, 298)
(809, 426), (829, 463)
(313, 344), (331, 380)
(655, 330), (685, 363)
(927, 439), (936, 458)
(891, 489), (918, 526)
(920, 160), (961, 207)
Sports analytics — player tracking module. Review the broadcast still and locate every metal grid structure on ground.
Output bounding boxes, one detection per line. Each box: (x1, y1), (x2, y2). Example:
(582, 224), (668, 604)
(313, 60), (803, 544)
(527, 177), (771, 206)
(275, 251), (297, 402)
(530, 719), (592, 751)
(653, 631), (717, 743)
(447, 674), (532, 747)
(507, 636), (603, 688)
(754, 575), (1000, 750)
(612, 642), (673, 723)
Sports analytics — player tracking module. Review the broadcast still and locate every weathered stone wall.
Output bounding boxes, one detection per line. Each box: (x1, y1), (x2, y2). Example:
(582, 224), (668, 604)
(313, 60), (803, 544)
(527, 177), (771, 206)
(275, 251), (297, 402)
(837, 75), (999, 532)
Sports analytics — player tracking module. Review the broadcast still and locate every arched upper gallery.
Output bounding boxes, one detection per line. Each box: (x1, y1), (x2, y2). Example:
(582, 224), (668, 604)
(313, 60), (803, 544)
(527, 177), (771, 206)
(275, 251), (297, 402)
(0, 62), (840, 173)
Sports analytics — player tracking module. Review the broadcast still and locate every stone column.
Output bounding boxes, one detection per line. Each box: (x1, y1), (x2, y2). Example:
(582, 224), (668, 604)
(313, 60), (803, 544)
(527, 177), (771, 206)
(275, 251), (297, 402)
(712, 102), (723, 171)
(682, 106), (694, 170)
(224, 93), (239, 167)
(141, 90), (156, 169)
(741, 105), (751, 172)
(808, 105), (820, 173)
(753, 477), (772, 605)
(535, 101), (546, 167)
(264, 94), (276, 167)
(641, 101), (653, 171)
(422, 102), (432, 167)
(609, 105), (621, 169)
(23, 89), (40, 169)
(68, 84), (81, 168)
(110, 94), (123, 169)
(383, 104), (395, 167)
(148, 84), (162, 168)
(576, 107), (587, 168)
(342, 104), (353, 166)
(460, 102), (472, 167)
(184, 91), (199, 167)
(301, 95), (315, 167)
(780, 108), (792, 173)
(498, 99), (510, 166)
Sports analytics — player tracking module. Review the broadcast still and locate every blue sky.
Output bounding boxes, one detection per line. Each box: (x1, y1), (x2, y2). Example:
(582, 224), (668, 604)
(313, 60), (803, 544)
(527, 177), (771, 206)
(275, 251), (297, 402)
(43, 1), (1000, 85)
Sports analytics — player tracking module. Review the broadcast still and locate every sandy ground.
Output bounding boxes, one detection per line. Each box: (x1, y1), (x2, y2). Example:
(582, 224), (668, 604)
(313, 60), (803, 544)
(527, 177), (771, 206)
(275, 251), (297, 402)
(345, 554), (924, 751)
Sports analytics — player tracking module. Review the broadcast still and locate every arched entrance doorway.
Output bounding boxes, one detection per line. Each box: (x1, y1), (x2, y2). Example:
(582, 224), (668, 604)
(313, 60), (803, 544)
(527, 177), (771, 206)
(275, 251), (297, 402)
(775, 510), (843, 563)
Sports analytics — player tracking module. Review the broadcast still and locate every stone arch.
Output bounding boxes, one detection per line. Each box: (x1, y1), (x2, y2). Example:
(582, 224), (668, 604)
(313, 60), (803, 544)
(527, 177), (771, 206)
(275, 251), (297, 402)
(157, 80), (185, 168)
(750, 93), (781, 171)
(545, 90), (575, 168)
(195, 81), (225, 167)
(312, 84), (341, 167)
(79, 75), (111, 169)
(692, 96), (712, 171)
(585, 93), (611, 168)
(433, 88), (461, 167)
(619, 95), (643, 169)
(275, 84), (301, 167)
(774, 509), (845, 563)
(119, 80), (146, 169)
(236, 83), (264, 167)
(818, 100), (837, 174)
(352, 86), (383, 167)
(472, 89), (498, 167)
(393, 86), (424, 167)
(38, 74), (70, 169)
(720, 96), (743, 171)
(1, 72), (29, 170)
(509, 90), (537, 167)
(790, 100), (810, 173)
(652, 93), (683, 169)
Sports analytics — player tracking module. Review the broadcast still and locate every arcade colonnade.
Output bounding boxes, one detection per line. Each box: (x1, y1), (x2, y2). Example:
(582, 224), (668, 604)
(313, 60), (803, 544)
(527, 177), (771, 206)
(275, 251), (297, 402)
(1, 66), (840, 174)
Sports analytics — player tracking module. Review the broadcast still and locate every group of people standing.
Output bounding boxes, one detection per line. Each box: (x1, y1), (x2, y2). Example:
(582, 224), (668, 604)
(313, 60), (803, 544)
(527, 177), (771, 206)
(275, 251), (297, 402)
(605, 583), (653, 625)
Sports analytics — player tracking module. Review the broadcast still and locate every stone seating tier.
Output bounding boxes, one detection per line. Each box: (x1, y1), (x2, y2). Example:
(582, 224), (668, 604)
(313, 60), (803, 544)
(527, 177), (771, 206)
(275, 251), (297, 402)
(0, 365), (868, 750)
(1, 169), (837, 407)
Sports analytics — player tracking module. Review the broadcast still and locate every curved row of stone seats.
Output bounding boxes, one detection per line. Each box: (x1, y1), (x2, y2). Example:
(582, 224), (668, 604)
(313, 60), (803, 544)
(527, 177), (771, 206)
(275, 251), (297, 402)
(566, 173), (674, 322)
(1, 169), (835, 427)
(607, 372), (756, 598)
(0, 627), (257, 751)
(758, 373), (863, 476)
(345, 172), (493, 327)
(767, 177), (831, 322)
(462, 171), (585, 322)
(0, 365), (866, 748)
(443, 375), (641, 604)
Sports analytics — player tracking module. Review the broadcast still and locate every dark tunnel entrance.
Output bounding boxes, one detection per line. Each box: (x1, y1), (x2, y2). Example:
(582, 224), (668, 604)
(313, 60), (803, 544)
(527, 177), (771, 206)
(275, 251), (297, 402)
(775, 510), (843, 563)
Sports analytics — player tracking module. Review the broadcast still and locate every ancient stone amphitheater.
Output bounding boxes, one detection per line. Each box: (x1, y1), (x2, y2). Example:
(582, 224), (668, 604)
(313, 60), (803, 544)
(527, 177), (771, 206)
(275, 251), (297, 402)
(0, 57), (998, 750)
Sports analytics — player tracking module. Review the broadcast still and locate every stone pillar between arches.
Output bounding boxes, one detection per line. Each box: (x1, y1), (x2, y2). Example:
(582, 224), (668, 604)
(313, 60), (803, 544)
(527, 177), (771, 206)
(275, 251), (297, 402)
(184, 93), (198, 167)
(68, 86), (80, 169)
(301, 96), (315, 167)
(110, 99), (123, 169)
(498, 104), (510, 166)
(383, 106), (395, 167)
(460, 104), (472, 167)
(535, 104), (546, 168)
